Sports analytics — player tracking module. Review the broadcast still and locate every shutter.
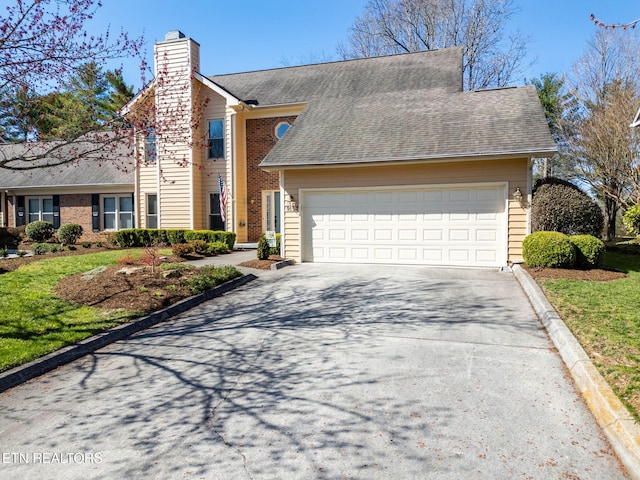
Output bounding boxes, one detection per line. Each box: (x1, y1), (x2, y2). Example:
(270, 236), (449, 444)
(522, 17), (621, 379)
(16, 196), (25, 227)
(52, 195), (60, 229)
(92, 194), (100, 232)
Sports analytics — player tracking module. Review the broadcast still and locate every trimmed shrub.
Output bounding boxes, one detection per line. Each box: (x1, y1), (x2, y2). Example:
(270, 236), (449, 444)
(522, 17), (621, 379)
(113, 229), (137, 247)
(569, 234), (605, 269)
(184, 230), (236, 250)
(0, 246), (8, 258)
(25, 221), (55, 242)
(0, 227), (20, 249)
(166, 229), (187, 245)
(171, 243), (194, 258)
(190, 240), (209, 255)
(183, 265), (242, 295)
(623, 205), (640, 236)
(57, 223), (83, 245)
(206, 241), (230, 255)
(31, 242), (62, 255)
(522, 231), (576, 268)
(531, 177), (604, 238)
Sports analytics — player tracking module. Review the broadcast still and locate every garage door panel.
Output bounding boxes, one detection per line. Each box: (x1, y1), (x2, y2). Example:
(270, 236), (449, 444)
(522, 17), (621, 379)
(302, 185), (506, 267)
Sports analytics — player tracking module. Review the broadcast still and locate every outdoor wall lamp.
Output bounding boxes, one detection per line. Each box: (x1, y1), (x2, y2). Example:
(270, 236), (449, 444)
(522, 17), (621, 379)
(285, 194), (298, 212)
(513, 187), (523, 202)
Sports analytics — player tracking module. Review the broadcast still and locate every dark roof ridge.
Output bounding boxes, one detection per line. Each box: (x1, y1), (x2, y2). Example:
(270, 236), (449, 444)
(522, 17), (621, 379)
(208, 46), (463, 79)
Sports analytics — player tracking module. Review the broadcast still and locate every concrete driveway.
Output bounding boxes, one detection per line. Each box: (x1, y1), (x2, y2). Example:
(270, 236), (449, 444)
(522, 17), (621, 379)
(0, 264), (629, 479)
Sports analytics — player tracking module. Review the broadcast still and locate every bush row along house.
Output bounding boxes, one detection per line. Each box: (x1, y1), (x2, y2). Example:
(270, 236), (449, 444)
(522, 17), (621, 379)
(0, 30), (555, 266)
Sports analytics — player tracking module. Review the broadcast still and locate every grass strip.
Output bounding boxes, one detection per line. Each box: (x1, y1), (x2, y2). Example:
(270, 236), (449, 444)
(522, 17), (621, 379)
(537, 252), (640, 421)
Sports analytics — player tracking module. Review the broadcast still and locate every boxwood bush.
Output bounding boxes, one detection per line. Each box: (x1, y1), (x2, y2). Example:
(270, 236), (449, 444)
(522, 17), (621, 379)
(569, 234), (605, 269)
(184, 230), (236, 250)
(57, 223), (83, 245)
(25, 221), (55, 242)
(114, 228), (236, 249)
(257, 233), (281, 260)
(531, 177), (604, 238)
(522, 231), (576, 268)
(166, 229), (187, 245)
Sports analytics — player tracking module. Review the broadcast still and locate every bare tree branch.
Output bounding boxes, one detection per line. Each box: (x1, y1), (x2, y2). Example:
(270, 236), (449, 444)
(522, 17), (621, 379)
(338, 0), (529, 90)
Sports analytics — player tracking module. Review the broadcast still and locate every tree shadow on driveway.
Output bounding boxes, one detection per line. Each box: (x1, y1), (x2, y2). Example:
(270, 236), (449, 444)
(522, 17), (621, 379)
(0, 265), (628, 479)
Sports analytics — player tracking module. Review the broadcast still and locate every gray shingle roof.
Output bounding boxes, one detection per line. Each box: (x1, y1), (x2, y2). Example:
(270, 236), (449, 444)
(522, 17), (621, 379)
(0, 139), (134, 189)
(210, 47), (556, 168)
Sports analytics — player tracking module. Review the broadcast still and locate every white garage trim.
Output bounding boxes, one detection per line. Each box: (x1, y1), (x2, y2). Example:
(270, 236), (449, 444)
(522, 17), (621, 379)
(300, 182), (508, 267)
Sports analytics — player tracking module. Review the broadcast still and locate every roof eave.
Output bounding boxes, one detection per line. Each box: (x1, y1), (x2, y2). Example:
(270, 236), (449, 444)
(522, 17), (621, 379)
(260, 148), (558, 171)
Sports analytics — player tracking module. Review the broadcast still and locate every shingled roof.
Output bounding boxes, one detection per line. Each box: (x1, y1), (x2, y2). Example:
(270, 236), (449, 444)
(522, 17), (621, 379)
(210, 47), (556, 168)
(0, 139), (134, 189)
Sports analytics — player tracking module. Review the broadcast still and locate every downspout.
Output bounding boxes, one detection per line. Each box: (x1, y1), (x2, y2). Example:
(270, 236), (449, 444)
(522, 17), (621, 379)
(279, 170), (285, 258)
(230, 109), (236, 235)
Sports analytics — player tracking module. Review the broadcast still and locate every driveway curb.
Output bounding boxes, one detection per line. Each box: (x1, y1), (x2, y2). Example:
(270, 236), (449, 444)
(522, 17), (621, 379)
(0, 274), (257, 394)
(513, 264), (640, 480)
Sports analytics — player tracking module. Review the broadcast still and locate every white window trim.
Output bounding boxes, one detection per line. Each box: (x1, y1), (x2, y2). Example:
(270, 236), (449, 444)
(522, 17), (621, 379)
(207, 118), (225, 160)
(262, 190), (280, 233)
(26, 196), (54, 223)
(101, 194), (134, 231)
(146, 193), (158, 229)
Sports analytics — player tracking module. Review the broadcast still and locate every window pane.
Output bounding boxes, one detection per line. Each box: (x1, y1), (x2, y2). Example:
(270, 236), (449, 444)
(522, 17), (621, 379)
(148, 195), (157, 215)
(119, 213), (133, 229)
(209, 193), (223, 230)
(145, 130), (156, 163)
(208, 120), (224, 159)
(275, 122), (290, 139)
(119, 196), (133, 213)
(42, 213), (54, 224)
(29, 213), (40, 223)
(104, 213), (116, 230)
(42, 198), (53, 213)
(209, 120), (223, 138)
(28, 199), (39, 215)
(147, 215), (158, 229)
(103, 197), (116, 212)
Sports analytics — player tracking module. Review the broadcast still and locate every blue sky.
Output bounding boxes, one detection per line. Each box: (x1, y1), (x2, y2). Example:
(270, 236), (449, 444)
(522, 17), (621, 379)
(58, 1), (640, 88)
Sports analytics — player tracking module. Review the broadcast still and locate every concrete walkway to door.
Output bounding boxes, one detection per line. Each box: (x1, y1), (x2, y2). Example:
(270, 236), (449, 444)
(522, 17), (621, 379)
(0, 264), (630, 479)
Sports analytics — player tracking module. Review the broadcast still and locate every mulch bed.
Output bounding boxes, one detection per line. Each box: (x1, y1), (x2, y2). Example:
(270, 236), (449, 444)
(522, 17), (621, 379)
(522, 265), (627, 282)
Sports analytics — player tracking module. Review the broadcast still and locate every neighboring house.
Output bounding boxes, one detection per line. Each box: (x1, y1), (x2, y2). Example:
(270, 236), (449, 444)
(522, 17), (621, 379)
(123, 30), (555, 267)
(0, 141), (134, 239)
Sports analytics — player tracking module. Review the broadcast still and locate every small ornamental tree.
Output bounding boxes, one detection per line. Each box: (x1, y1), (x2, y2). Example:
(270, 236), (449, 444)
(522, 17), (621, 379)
(531, 177), (604, 238)
(623, 205), (640, 236)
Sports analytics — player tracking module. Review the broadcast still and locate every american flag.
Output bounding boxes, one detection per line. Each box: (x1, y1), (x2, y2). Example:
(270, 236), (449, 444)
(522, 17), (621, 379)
(218, 174), (228, 225)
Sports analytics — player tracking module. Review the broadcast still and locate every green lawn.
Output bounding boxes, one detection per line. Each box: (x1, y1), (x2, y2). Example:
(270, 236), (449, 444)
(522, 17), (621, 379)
(0, 250), (154, 372)
(536, 251), (640, 421)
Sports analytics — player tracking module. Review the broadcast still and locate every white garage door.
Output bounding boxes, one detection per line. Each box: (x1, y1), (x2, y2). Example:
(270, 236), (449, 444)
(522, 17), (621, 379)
(301, 185), (506, 267)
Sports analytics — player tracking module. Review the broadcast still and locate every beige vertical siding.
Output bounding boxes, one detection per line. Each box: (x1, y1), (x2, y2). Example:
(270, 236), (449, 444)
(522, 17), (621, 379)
(282, 158), (530, 263)
(135, 131), (159, 228)
(192, 85), (227, 229)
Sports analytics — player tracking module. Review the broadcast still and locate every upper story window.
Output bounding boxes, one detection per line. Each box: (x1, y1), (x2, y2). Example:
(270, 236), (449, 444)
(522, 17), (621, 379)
(208, 119), (224, 159)
(275, 122), (290, 139)
(144, 128), (156, 164)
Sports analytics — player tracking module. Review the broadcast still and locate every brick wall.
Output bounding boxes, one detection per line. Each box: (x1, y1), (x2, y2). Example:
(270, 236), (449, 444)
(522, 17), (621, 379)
(60, 194), (93, 236)
(245, 116), (296, 242)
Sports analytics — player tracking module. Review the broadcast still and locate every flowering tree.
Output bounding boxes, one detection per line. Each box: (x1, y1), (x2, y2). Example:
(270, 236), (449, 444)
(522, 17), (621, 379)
(0, 0), (144, 171)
